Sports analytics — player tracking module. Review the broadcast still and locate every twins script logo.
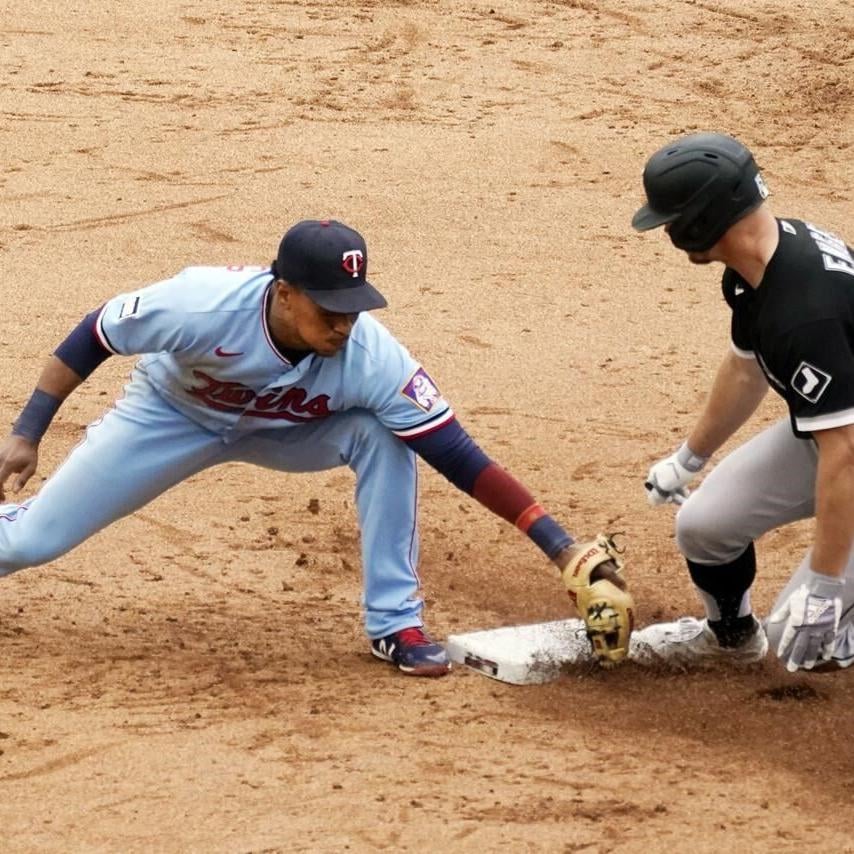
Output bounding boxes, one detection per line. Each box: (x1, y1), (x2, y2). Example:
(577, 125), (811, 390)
(341, 249), (364, 278)
(186, 371), (331, 422)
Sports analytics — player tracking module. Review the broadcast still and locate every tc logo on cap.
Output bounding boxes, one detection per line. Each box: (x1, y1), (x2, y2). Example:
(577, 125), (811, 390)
(275, 219), (387, 313)
(342, 249), (364, 278)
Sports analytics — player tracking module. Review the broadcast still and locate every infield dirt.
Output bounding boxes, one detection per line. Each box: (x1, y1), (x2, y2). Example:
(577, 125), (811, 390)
(1, 1), (853, 851)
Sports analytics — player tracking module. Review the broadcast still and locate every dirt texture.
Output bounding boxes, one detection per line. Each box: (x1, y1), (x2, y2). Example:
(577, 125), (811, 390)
(1, 1), (854, 851)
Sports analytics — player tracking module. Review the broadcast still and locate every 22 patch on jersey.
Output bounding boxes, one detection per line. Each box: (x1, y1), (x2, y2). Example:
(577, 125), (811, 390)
(791, 361), (832, 403)
(401, 367), (441, 412)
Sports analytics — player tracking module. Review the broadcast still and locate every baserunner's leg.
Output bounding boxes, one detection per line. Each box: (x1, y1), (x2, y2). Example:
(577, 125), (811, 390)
(675, 418), (817, 645)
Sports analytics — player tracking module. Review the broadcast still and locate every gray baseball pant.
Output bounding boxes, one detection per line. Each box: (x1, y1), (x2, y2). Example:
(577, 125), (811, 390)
(674, 417), (854, 666)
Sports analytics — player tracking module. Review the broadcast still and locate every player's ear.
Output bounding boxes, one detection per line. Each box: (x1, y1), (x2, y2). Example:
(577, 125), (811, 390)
(273, 279), (295, 305)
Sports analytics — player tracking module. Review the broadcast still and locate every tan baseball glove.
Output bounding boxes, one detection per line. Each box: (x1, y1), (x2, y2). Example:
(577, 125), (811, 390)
(560, 534), (635, 667)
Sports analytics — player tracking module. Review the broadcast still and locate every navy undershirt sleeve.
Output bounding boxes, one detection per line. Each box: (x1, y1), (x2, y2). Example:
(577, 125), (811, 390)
(54, 307), (112, 379)
(404, 418), (573, 558)
(404, 417), (490, 494)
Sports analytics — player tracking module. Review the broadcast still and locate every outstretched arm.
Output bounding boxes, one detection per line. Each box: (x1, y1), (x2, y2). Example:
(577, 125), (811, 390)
(686, 348), (769, 458)
(405, 418), (633, 665)
(646, 349), (769, 505)
(769, 422), (854, 672)
(404, 416), (580, 569)
(0, 357), (83, 499)
(0, 308), (112, 499)
(811, 423), (854, 577)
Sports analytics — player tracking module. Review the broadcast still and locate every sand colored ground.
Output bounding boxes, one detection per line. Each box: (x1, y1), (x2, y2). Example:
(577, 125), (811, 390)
(1, 0), (853, 851)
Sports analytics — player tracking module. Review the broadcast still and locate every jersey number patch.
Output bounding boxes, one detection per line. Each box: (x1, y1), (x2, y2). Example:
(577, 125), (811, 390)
(791, 361), (831, 403)
(401, 367), (440, 412)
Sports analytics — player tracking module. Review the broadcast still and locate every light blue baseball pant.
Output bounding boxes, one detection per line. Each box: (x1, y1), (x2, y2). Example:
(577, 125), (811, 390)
(0, 374), (423, 639)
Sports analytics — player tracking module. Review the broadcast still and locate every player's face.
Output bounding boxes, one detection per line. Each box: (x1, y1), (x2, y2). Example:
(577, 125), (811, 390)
(272, 283), (357, 356)
(664, 224), (715, 265)
(686, 251), (714, 265)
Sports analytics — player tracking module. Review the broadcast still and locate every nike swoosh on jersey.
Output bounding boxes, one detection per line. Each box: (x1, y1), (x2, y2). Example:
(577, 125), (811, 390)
(214, 346), (244, 357)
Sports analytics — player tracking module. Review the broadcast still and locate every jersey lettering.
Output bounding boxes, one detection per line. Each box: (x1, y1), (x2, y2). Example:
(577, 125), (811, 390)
(823, 255), (854, 277)
(806, 223), (854, 278)
(185, 370), (331, 421)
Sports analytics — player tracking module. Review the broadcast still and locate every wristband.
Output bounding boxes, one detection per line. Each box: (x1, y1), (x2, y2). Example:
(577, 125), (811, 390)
(805, 568), (845, 598)
(527, 515), (574, 559)
(11, 389), (62, 443)
(676, 442), (709, 473)
(514, 502), (546, 533)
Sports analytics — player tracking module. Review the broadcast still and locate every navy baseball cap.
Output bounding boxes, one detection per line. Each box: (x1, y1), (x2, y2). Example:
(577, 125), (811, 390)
(274, 219), (387, 313)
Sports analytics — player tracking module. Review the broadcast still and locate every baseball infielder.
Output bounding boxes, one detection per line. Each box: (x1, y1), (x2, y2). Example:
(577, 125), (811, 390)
(632, 132), (854, 672)
(0, 219), (634, 677)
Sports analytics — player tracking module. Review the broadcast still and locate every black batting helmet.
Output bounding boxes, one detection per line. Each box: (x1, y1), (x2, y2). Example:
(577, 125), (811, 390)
(631, 132), (769, 252)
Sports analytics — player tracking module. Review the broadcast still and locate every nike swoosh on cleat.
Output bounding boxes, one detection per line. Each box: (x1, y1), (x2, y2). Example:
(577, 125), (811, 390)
(214, 346), (244, 357)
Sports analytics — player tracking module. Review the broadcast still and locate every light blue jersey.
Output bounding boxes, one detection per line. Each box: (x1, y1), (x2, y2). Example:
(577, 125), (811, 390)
(95, 266), (454, 441)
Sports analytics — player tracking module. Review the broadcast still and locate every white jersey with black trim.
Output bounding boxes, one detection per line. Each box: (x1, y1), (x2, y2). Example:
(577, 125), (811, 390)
(95, 265), (454, 442)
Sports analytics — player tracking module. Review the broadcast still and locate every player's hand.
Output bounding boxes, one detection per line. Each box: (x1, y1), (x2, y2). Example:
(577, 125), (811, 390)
(558, 534), (635, 668)
(769, 570), (843, 672)
(0, 434), (40, 501)
(644, 443), (708, 506)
